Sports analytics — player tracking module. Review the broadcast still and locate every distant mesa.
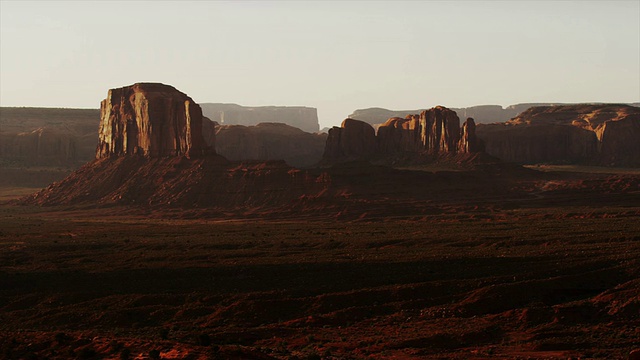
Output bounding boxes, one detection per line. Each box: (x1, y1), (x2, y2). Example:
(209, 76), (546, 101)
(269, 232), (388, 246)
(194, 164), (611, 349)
(96, 83), (211, 159)
(323, 106), (483, 164)
(476, 104), (640, 166)
(349, 104), (521, 126)
(215, 122), (327, 168)
(201, 103), (320, 133)
(349, 102), (640, 127)
(323, 118), (377, 161)
(0, 107), (98, 168)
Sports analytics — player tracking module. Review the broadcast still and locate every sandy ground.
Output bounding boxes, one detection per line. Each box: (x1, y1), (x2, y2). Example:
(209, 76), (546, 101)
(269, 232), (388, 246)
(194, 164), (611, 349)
(1, 192), (639, 359)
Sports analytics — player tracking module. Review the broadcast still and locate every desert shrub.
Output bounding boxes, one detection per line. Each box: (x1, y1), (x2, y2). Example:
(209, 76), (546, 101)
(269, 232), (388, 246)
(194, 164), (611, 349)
(197, 333), (211, 346)
(77, 346), (97, 359)
(54, 332), (70, 344)
(149, 349), (161, 359)
(108, 340), (124, 354)
(119, 348), (131, 360)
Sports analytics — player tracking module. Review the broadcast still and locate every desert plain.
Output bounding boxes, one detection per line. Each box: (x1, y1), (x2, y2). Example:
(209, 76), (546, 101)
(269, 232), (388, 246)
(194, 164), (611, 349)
(1, 163), (640, 360)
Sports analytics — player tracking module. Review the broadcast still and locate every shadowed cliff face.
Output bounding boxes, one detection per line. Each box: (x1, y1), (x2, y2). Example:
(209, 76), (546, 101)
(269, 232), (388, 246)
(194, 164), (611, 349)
(477, 104), (640, 166)
(96, 83), (210, 159)
(323, 118), (377, 161)
(214, 122), (327, 168)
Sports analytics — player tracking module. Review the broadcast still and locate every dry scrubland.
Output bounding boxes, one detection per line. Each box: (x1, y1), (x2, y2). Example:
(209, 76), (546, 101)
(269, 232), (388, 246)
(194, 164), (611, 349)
(1, 196), (639, 359)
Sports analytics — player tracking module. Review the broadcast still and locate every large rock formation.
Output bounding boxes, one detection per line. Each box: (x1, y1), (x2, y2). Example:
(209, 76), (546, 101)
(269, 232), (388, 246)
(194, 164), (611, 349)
(348, 103), (640, 127)
(323, 106), (482, 164)
(376, 107), (463, 154)
(476, 104), (640, 166)
(477, 124), (598, 164)
(201, 103), (319, 133)
(215, 122), (327, 168)
(349, 104), (521, 126)
(458, 118), (483, 153)
(376, 116), (423, 153)
(323, 118), (377, 161)
(96, 83), (209, 159)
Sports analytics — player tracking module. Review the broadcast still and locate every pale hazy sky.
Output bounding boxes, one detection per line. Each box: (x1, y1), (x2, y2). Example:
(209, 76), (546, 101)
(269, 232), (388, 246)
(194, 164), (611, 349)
(1, 0), (639, 128)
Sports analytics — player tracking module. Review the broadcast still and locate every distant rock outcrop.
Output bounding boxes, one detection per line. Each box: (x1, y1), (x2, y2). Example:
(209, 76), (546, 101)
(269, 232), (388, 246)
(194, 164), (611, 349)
(376, 107), (463, 154)
(458, 118), (483, 153)
(476, 104), (640, 166)
(0, 108), (98, 168)
(323, 106), (482, 164)
(201, 103), (319, 133)
(1, 128), (79, 166)
(96, 83), (209, 159)
(348, 103), (640, 127)
(349, 105), (518, 126)
(376, 116), (423, 154)
(323, 118), (377, 162)
(215, 123), (327, 168)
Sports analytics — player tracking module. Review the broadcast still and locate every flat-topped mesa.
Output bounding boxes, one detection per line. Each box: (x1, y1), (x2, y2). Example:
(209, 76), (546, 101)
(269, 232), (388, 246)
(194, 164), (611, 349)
(96, 83), (210, 159)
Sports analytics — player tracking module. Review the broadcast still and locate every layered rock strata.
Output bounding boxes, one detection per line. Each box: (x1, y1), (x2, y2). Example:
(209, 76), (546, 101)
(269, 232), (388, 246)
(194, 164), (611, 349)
(96, 83), (209, 159)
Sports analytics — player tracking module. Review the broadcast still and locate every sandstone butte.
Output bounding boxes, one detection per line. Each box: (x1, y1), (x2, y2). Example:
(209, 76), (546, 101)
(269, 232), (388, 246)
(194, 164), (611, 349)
(323, 106), (482, 162)
(96, 83), (211, 159)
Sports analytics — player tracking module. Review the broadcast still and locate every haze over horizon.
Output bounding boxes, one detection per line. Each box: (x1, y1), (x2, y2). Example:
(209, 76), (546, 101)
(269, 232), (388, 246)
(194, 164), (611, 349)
(1, 0), (639, 129)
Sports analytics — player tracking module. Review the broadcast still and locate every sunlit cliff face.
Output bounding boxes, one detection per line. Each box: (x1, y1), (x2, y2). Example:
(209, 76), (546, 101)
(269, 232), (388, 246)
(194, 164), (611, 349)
(97, 83), (209, 159)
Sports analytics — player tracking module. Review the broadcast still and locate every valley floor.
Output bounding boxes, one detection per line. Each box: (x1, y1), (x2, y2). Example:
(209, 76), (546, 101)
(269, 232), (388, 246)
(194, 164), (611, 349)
(0, 199), (639, 359)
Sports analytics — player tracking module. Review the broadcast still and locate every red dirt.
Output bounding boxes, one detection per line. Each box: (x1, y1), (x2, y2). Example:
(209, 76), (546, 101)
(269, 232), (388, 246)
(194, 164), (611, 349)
(2, 161), (640, 359)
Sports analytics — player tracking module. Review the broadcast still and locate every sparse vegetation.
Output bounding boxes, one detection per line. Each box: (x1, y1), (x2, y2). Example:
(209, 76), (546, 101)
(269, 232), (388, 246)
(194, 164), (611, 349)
(197, 333), (211, 346)
(148, 349), (161, 359)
